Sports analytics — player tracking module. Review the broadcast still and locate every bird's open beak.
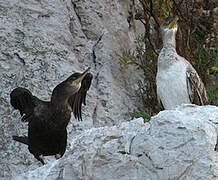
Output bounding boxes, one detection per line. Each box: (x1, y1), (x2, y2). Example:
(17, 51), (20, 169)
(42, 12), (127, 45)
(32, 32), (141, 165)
(166, 16), (178, 29)
(72, 67), (91, 85)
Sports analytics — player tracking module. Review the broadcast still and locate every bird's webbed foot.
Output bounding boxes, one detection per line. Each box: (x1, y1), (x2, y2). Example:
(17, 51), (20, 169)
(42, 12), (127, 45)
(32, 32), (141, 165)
(35, 154), (46, 165)
(29, 147), (46, 165)
(55, 153), (62, 159)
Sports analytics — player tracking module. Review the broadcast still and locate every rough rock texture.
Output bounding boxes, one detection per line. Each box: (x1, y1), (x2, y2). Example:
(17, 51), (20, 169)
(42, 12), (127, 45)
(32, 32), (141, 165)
(12, 105), (218, 180)
(0, 0), (144, 178)
(1, 1), (218, 179)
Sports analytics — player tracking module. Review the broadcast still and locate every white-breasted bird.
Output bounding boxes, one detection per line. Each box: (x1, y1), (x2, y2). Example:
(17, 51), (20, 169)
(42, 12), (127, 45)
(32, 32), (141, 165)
(156, 16), (208, 109)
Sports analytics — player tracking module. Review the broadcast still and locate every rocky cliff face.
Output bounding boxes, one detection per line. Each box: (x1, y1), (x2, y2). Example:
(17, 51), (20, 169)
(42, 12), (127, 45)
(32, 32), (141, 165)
(0, 1), (217, 179)
(0, 0), (144, 178)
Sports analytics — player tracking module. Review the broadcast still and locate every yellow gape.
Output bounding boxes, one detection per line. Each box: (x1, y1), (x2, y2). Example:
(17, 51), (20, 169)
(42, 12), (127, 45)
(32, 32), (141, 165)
(166, 20), (177, 29)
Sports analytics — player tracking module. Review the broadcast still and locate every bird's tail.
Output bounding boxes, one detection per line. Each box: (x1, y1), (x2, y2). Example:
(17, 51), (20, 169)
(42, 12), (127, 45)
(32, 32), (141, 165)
(12, 136), (29, 145)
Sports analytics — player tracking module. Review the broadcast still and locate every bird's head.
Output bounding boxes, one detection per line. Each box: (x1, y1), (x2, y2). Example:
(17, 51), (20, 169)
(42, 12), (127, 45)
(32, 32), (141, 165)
(160, 16), (179, 46)
(161, 16), (179, 35)
(66, 67), (91, 89)
(51, 67), (91, 103)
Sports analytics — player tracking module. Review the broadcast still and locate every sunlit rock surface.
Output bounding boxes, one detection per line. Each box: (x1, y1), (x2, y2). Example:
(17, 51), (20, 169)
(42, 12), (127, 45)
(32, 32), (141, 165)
(13, 105), (218, 180)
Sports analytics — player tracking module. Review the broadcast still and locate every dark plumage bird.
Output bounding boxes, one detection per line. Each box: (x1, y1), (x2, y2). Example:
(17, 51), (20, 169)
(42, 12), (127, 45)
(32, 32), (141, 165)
(11, 67), (93, 164)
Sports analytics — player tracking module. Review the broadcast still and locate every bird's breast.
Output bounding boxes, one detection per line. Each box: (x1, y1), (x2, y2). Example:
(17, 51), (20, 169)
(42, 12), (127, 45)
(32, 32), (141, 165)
(156, 61), (190, 109)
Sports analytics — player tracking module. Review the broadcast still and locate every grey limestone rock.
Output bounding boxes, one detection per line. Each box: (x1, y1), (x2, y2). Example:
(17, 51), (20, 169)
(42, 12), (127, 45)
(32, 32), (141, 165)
(0, 0), (144, 178)
(13, 105), (218, 180)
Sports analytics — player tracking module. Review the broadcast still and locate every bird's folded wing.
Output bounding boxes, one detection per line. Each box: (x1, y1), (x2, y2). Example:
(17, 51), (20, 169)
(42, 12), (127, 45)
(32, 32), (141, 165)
(68, 73), (93, 121)
(186, 66), (208, 105)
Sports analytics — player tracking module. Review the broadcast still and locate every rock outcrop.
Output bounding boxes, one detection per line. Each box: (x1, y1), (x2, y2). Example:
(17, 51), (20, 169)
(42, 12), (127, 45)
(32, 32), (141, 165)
(13, 105), (218, 180)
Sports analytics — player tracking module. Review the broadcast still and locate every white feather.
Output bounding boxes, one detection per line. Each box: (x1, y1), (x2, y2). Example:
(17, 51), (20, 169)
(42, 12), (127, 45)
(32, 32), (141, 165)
(156, 60), (190, 109)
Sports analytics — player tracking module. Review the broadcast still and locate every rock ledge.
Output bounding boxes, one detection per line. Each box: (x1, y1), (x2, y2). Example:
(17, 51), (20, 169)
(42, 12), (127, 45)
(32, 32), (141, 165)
(14, 105), (218, 180)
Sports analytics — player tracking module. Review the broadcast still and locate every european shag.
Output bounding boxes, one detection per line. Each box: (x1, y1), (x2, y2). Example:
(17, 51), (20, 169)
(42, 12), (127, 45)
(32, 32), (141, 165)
(156, 16), (208, 109)
(11, 67), (93, 164)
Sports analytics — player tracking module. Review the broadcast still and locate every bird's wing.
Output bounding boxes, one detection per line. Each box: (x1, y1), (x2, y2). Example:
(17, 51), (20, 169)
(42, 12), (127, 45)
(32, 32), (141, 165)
(10, 87), (39, 122)
(186, 65), (208, 105)
(68, 73), (93, 121)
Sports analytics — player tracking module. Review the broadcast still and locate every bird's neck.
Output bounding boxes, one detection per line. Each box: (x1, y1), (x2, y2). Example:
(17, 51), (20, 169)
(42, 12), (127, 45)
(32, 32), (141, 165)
(50, 98), (72, 128)
(51, 96), (69, 109)
(162, 30), (177, 49)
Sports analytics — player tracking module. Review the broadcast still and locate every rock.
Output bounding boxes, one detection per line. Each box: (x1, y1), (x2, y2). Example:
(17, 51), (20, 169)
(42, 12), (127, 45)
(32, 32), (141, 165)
(0, 0), (144, 178)
(13, 105), (218, 180)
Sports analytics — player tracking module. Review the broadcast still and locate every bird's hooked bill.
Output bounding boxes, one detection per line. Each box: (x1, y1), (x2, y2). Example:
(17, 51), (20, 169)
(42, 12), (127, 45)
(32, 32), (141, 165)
(73, 67), (91, 84)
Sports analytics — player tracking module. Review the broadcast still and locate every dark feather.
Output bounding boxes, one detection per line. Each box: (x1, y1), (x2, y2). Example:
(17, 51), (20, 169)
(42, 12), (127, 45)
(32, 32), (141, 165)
(69, 73), (93, 121)
(12, 136), (29, 145)
(10, 88), (35, 121)
(186, 66), (208, 105)
(10, 69), (92, 164)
